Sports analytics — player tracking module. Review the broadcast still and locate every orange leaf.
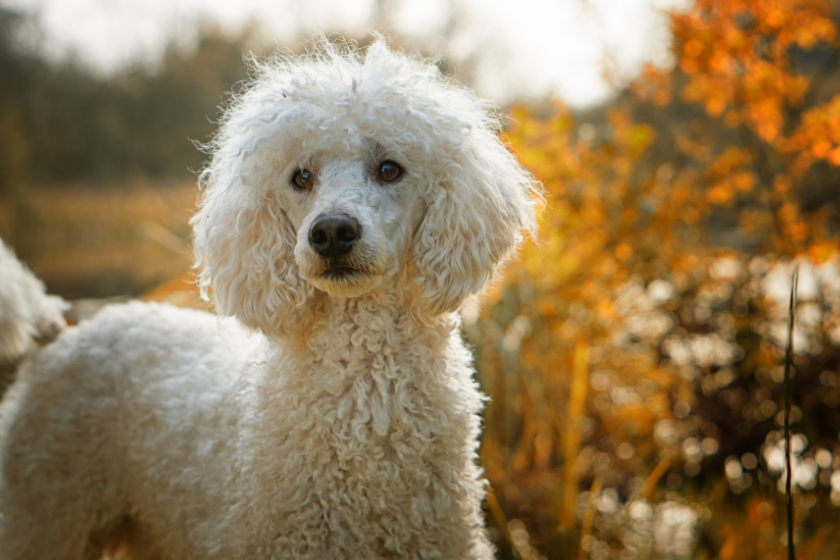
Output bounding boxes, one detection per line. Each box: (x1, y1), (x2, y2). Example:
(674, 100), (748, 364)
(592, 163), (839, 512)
(828, 146), (840, 166)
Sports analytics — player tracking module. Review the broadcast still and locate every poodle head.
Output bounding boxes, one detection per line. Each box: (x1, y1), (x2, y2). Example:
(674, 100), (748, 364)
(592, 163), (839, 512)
(192, 39), (539, 338)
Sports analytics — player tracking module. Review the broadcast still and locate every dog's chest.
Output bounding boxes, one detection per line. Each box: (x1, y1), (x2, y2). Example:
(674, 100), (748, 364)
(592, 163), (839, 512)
(241, 326), (486, 558)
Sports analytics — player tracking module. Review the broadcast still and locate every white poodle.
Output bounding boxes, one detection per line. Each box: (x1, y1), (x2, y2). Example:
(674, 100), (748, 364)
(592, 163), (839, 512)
(0, 40), (538, 559)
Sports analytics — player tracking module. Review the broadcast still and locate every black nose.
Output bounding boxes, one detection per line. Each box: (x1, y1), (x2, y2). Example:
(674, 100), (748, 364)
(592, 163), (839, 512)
(308, 214), (362, 259)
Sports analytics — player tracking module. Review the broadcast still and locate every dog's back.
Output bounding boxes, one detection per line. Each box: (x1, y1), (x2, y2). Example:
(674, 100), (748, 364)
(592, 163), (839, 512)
(0, 300), (265, 559)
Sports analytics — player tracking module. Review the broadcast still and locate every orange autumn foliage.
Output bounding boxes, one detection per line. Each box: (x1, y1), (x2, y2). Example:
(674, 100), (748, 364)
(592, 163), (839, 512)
(473, 1), (840, 559)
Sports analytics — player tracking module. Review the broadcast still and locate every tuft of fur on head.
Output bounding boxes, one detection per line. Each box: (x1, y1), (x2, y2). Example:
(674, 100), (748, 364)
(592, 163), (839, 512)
(0, 239), (68, 364)
(192, 37), (540, 339)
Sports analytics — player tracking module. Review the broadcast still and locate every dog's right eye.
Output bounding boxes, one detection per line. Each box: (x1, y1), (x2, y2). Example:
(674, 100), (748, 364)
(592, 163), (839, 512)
(292, 169), (314, 190)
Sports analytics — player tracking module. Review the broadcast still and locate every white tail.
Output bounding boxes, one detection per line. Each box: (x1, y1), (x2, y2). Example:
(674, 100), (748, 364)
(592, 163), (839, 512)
(0, 239), (68, 364)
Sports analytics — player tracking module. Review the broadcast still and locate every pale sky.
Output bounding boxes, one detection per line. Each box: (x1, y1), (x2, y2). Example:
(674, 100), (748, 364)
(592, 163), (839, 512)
(4, 0), (689, 107)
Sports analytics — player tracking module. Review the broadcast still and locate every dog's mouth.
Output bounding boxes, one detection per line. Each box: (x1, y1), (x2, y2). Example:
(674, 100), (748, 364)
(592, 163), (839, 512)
(321, 266), (365, 280)
(304, 255), (383, 297)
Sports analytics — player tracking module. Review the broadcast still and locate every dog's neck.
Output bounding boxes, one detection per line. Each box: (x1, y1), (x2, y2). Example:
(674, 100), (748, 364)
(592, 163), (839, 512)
(250, 288), (480, 463)
(266, 287), (463, 387)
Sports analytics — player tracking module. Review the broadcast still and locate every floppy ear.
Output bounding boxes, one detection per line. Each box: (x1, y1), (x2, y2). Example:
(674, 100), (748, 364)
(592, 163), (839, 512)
(413, 132), (539, 314)
(192, 142), (314, 340)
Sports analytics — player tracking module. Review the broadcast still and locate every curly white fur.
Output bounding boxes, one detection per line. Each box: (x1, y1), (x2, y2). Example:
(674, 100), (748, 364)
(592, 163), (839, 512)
(0, 239), (67, 366)
(0, 39), (538, 560)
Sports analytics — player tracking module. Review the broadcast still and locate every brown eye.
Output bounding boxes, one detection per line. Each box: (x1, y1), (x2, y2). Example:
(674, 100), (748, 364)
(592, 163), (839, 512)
(377, 160), (403, 183)
(293, 168), (314, 190)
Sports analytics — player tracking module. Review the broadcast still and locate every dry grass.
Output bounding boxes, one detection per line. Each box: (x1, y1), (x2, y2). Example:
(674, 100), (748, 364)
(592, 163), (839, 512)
(0, 182), (196, 298)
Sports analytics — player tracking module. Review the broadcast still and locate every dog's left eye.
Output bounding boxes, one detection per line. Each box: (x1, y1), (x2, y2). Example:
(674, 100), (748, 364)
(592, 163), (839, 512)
(377, 161), (403, 183)
(292, 169), (314, 190)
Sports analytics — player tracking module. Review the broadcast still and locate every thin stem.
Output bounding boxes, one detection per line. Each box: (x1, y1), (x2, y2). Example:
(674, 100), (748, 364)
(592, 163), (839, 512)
(784, 262), (799, 560)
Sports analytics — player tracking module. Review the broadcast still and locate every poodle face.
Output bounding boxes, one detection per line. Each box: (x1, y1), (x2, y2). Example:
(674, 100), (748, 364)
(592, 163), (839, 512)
(284, 149), (426, 299)
(192, 40), (539, 338)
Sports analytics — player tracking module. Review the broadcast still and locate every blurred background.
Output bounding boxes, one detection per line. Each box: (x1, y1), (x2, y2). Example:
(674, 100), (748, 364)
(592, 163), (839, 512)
(1, 0), (840, 558)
